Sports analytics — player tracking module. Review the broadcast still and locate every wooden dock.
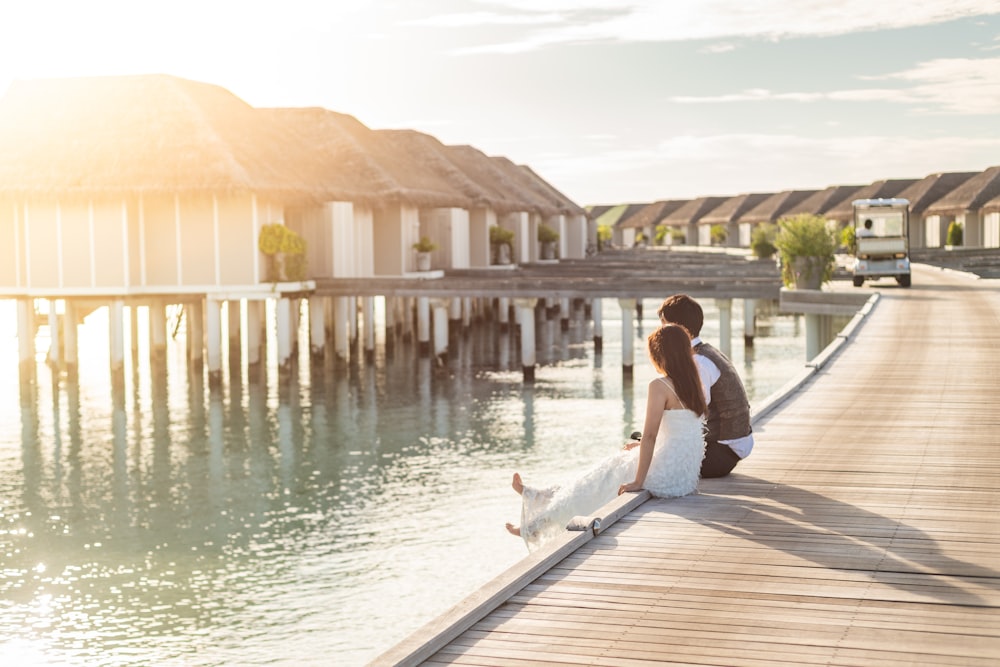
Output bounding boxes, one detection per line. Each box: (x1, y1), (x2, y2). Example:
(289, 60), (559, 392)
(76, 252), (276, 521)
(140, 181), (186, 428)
(372, 262), (1000, 666)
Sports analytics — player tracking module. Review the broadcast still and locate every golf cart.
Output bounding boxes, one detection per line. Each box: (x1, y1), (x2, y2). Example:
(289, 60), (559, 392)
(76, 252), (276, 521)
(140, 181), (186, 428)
(851, 198), (911, 287)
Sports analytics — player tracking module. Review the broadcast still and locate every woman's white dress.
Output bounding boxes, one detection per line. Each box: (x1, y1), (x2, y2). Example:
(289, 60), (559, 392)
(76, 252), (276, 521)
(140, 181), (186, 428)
(518, 406), (706, 550)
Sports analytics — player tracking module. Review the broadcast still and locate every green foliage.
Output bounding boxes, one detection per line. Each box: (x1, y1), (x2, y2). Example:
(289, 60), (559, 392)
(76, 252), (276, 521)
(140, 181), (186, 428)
(489, 225), (514, 246)
(412, 235), (438, 252)
(774, 214), (837, 288)
(537, 223), (559, 243)
(750, 223), (778, 259)
(634, 231), (645, 244)
(841, 224), (857, 255)
(653, 225), (668, 245)
(710, 224), (728, 245)
(597, 224), (612, 242)
(259, 223), (308, 281)
(946, 220), (963, 246)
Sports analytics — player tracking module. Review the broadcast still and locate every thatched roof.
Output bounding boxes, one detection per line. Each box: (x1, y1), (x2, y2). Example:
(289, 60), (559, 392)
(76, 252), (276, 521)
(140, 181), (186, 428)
(893, 171), (979, 215)
(824, 179), (918, 222)
(517, 164), (588, 217)
(263, 108), (474, 209)
(699, 192), (774, 225)
(618, 199), (689, 229)
(924, 166), (1000, 215)
(660, 196), (730, 226)
(789, 185), (864, 218)
(0, 74), (333, 200)
(737, 189), (818, 224)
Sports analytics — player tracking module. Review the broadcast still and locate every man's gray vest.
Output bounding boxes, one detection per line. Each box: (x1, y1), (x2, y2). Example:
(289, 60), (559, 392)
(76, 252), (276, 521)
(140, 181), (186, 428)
(695, 342), (752, 443)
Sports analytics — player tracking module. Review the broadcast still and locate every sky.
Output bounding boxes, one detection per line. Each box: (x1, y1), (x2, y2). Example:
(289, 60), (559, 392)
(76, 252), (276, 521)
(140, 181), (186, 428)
(1, 1), (999, 206)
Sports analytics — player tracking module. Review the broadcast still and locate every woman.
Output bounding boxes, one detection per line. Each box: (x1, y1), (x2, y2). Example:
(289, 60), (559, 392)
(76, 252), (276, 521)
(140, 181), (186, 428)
(507, 323), (708, 550)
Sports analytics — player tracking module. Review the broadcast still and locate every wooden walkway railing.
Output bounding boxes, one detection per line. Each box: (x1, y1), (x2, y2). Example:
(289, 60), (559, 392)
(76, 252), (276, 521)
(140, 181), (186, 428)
(372, 263), (1000, 666)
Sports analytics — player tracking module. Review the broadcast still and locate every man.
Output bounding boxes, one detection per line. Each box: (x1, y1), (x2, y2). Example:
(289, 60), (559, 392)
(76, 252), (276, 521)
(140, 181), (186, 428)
(857, 218), (876, 237)
(657, 294), (753, 478)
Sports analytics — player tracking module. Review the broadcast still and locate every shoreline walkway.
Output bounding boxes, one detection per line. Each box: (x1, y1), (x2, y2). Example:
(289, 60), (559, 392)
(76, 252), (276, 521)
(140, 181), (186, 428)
(373, 263), (1000, 666)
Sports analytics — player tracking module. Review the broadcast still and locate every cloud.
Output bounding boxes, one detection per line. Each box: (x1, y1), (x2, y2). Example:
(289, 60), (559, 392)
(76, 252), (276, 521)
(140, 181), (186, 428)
(429, 0), (1000, 53)
(670, 57), (1000, 115)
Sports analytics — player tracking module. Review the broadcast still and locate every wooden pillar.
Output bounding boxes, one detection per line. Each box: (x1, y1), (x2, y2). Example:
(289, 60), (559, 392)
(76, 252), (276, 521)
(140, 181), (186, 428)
(717, 298), (733, 358)
(206, 298), (223, 388)
(591, 298), (603, 354)
(417, 297), (431, 357)
(619, 298), (635, 377)
(109, 299), (126, 390)
(309, 295), (326, 362)
(744, 298), (757, 347)
(514, 298), (537, 382)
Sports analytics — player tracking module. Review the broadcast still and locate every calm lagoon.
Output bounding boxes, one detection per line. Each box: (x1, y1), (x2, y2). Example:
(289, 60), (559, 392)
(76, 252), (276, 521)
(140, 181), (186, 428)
(0, 297), (810, 666)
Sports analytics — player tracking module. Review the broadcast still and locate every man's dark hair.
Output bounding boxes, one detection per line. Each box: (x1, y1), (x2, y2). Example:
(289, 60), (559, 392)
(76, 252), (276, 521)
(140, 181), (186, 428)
(657, 294), (704, 337)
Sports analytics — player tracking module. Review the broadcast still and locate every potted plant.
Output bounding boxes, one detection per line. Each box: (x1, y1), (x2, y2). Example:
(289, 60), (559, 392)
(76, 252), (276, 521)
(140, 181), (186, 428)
(946, 220), (963, 248)
(537, 223), (559, 260)
(773, 213), (837, 289)
(259, 222), (308, 282)
(489, 225), (515, 265)
(750, 222), (779, 259)
(413, 236), (437, 271)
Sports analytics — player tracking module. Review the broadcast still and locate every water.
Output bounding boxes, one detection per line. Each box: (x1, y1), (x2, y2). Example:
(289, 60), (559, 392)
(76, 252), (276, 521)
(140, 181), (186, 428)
(0, 297), (811, 666)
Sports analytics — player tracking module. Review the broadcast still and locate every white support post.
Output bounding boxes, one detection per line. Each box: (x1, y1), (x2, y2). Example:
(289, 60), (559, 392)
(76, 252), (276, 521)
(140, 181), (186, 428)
(333, 297), (350, 362)
(744, 298), (757, 347)
(129, 304), (139, 362)
(109, 299), (126, 388)
(717, 298), (733, 358)
(48, 299), (61, 367)
(17, 298), (34, 370)
(618, 298), (636, 376)
(228, 299), (242, 367)
(246, 300), (263, 367)
(276, 297), (293, 375)
(309, 295), (326, 361)
(363, 296), (376, 358)
(514, 298), (538, 382)
(64, 299), (78, 374)
(432, 298), (449, 362)
(560, 297), (570, 331)
(149, 300), (167, 361)
(188, 300), (204, 368)
(498, 297), (510, 332)
(206, 298), (223, 387)
(592, 298), (603, 354)
(417, 297), (431, 357)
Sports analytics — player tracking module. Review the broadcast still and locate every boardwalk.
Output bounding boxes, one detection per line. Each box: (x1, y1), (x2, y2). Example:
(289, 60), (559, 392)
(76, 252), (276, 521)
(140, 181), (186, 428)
(374, 263), (1000, 666)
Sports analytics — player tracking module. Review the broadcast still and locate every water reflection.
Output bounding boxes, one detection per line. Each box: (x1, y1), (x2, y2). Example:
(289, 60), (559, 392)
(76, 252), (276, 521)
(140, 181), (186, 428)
(0, 297), (808, 665)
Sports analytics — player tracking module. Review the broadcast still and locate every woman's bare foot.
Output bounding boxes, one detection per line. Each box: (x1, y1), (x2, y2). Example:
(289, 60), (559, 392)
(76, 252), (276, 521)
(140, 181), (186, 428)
(505, 522), (521, 536)
(511, 472), (524, 495)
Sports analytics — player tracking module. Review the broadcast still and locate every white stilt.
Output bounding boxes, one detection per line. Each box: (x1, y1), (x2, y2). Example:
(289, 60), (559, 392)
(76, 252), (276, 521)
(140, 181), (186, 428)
(228, 299), (242, 366)
(17, 298), (34, 369)
(309, 296), (326, 360)
(206, 298), (223, 386)
(560, 297), (570, 331)
(109, 299), (126, 386)
(744, 298), (757, 347)
(363, 296), (376, 357)
(48, 300), (61, 367)
(246, 300), (263, 367)
(592, 298), (604, 353)
(188, 300), (204, 367)
(276, 297), (293, 374)
(149, 300), (167, 361)
(129, 304), (139, 361)
(64, 299), (78, 373)
(348, 296), (358, 344)
(417, 297), (431, 356)
(432, 298), (449, 361)
(498, 297), (510, 331)
(618, 298), (635, 376)
(514, 298), (538, 381)
(462, 297), (472, 329)
(717, 298), (733, 358)
(333, 296), (350, 361)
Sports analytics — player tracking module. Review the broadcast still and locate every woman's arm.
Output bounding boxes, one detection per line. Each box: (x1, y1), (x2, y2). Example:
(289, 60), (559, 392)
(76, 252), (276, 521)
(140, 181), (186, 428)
(619, 378), (669, 494)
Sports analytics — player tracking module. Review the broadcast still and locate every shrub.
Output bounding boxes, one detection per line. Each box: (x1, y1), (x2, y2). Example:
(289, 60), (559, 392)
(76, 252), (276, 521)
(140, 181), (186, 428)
(489, 225), (514, 246)
(946, 221), (963, 246)
(412, 236), (437, 252)
(774, 214), (837, 288)
(710, 224), (728, 246)
(750, 223), (779, 259)
(537, 223), (559, 244)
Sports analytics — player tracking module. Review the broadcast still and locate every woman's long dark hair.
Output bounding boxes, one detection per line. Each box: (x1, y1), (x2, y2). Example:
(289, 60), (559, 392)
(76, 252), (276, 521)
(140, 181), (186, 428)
(647, 323), (707, 416)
